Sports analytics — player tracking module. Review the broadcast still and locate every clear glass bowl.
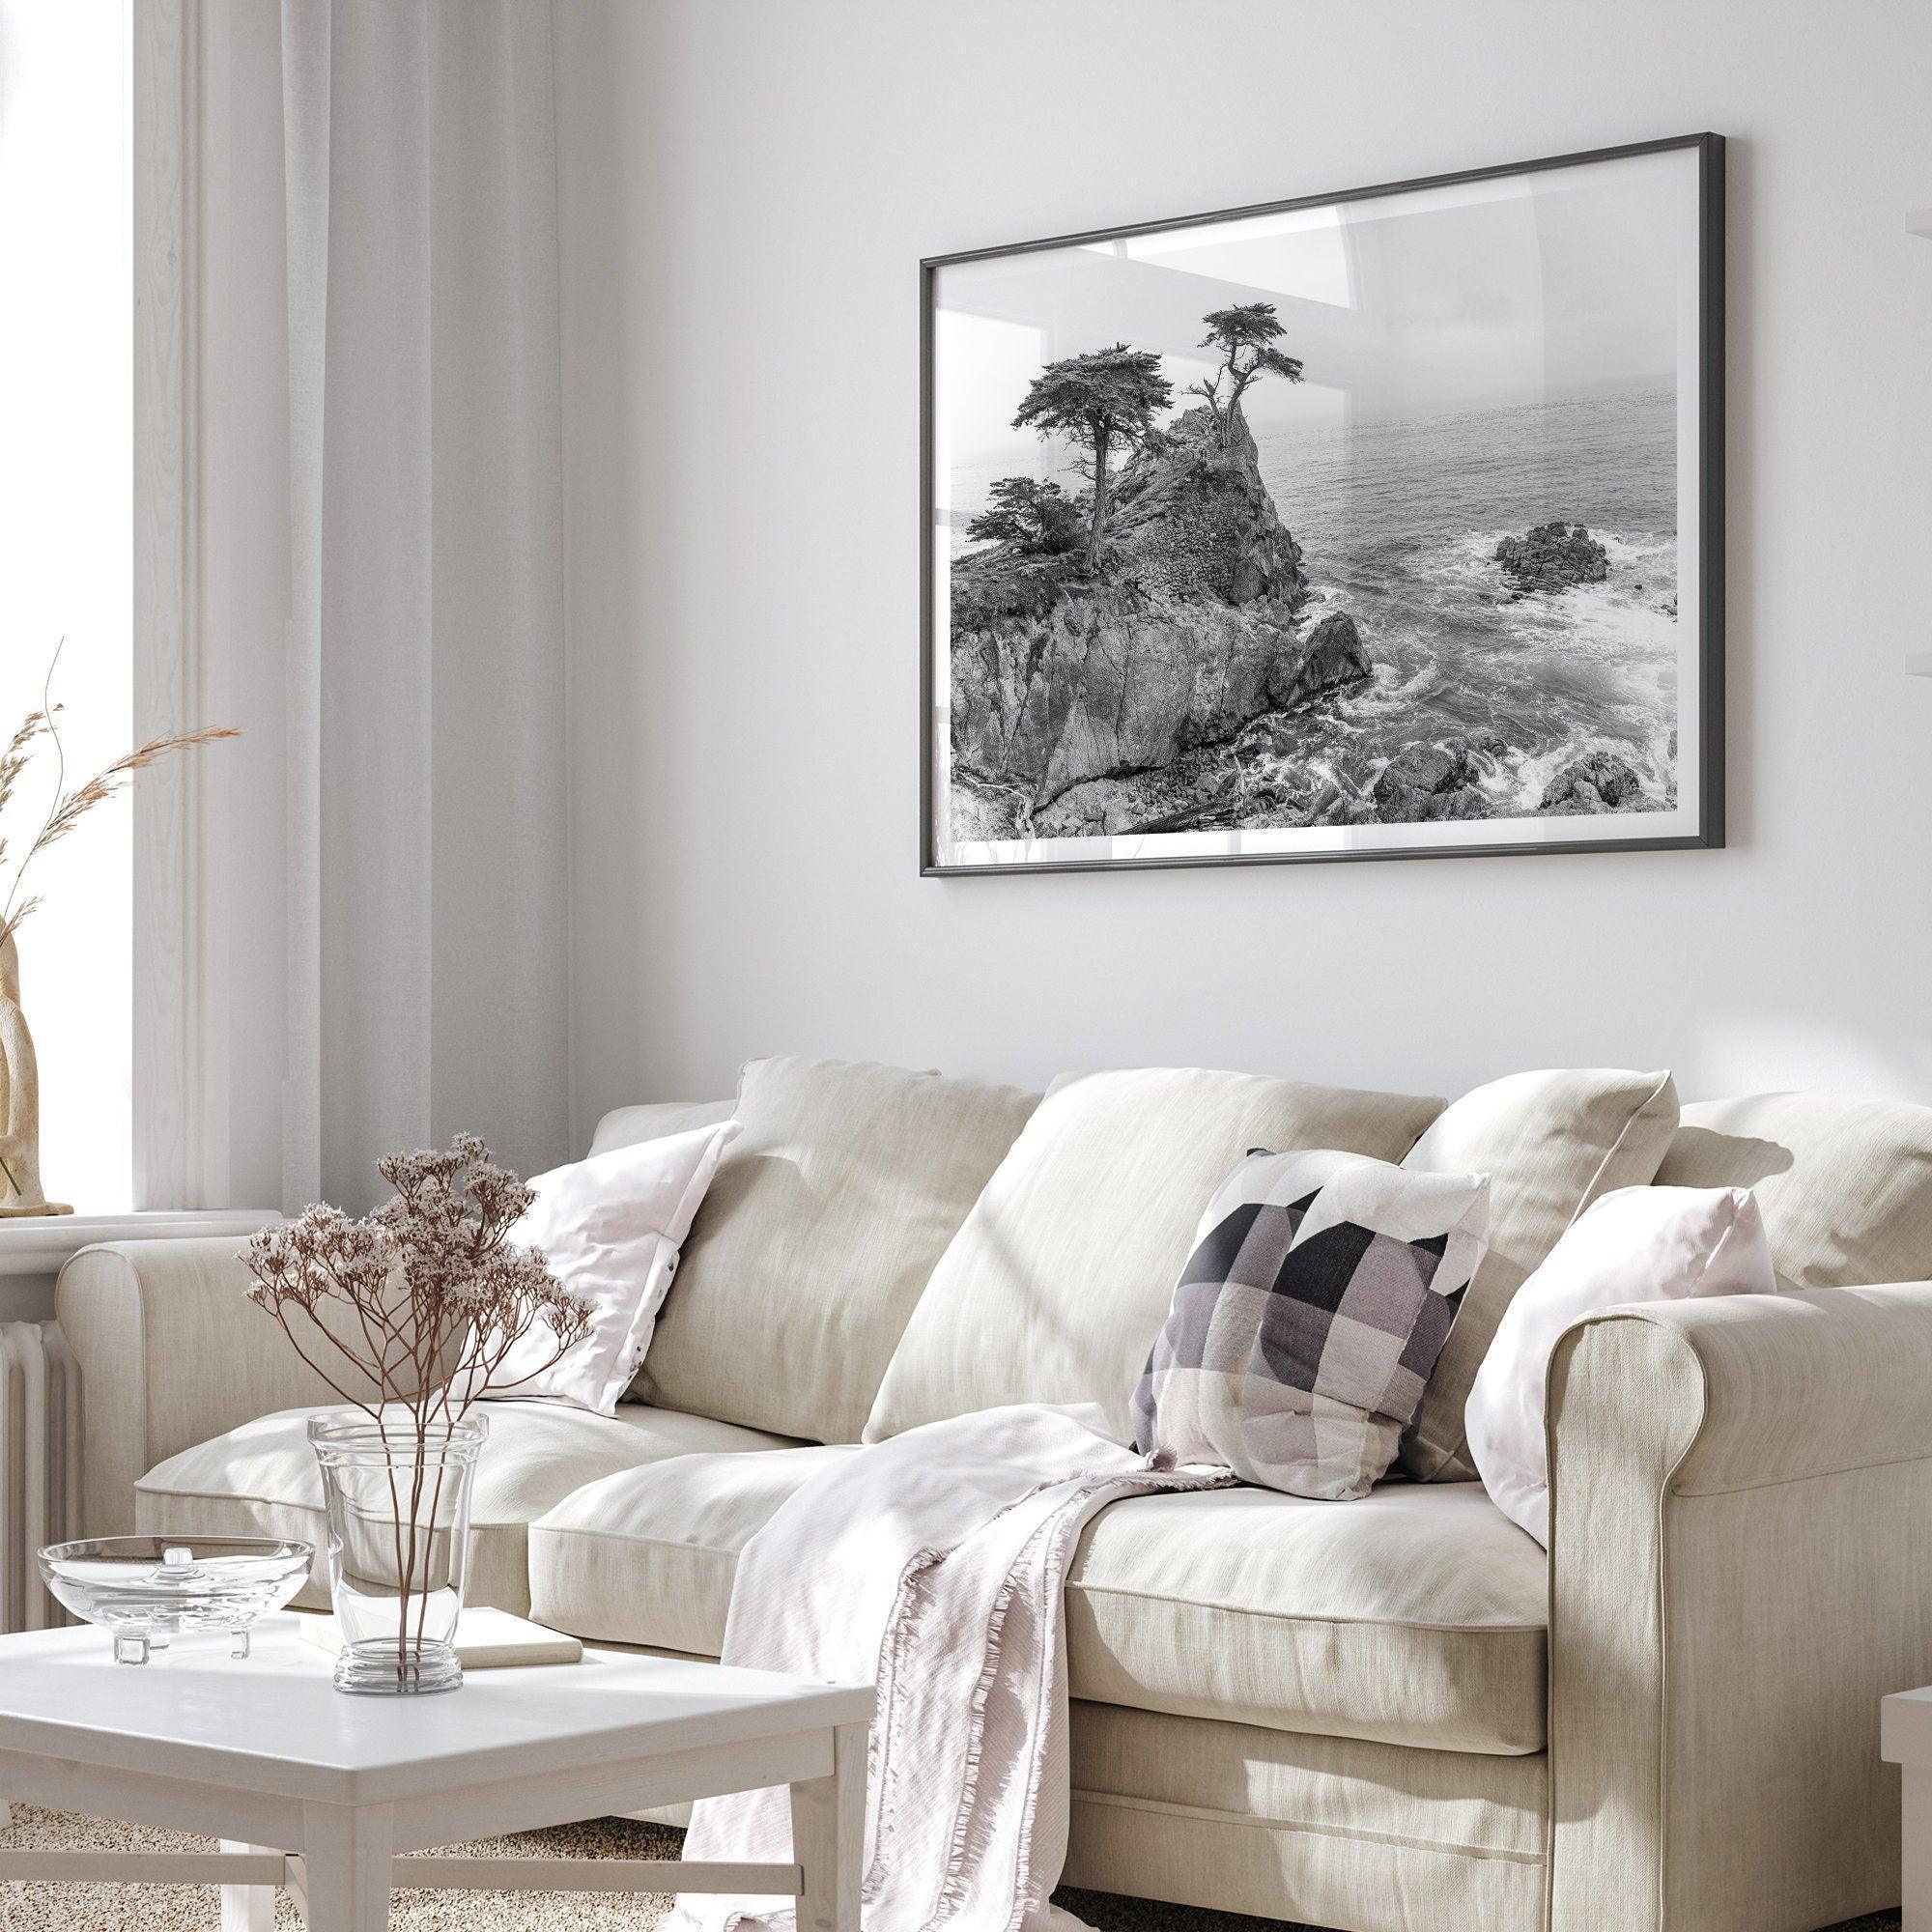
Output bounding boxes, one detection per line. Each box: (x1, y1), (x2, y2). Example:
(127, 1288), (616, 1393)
(40, 1536), (313, 1664)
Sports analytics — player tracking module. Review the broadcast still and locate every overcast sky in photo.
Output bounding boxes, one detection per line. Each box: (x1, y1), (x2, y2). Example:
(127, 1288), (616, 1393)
(937, 147), (1692, 481)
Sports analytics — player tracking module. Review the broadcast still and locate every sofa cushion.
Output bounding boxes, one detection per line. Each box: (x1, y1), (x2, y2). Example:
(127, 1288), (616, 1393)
(134, 1400), (799, 1619)
(1398, 1067), (1679, 1482)
(527, 1454), (1546, 1755)
(590, 1098), (734, 1156)
(1655, 1092), (1932, 1293)
(863, 1068), (1445, 1446)
(1075, 1481), (1545, 1752)
(633, 1056), (1040, 1443)
(529, 1444), (854, 1657)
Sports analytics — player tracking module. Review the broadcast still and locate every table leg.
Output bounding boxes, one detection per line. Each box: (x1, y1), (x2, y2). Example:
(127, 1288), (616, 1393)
(300, 1803), (393, 1931)
(789, 1721), (865, 1932)
(219, 1840), (278, 1932)
(1906, 1767), (1931, 1932)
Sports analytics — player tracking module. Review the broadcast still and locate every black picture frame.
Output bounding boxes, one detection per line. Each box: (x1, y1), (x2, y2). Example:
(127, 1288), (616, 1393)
(920, 131), (1724, 877)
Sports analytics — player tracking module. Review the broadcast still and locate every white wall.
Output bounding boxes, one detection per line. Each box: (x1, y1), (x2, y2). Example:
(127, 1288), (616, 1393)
(554, 0), (1932, 1140)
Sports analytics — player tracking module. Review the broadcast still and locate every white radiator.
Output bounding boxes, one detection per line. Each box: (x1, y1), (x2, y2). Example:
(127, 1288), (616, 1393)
(0, 1323), (80, 1633)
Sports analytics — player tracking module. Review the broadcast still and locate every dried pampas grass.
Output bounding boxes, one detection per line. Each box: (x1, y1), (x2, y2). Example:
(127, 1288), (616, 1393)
(0, 639), (237, 952)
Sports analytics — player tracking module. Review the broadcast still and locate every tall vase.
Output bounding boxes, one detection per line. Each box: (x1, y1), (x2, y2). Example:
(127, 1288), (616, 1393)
(0, 932), (71, 1217)
(306, 1409), (486, 1694)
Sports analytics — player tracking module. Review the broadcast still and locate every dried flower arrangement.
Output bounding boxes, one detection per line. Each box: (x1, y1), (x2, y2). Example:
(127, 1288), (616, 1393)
(242, 1133), (592, 1413)
(0, 639), (237, 1212)
(243, 1135), (593, 1691)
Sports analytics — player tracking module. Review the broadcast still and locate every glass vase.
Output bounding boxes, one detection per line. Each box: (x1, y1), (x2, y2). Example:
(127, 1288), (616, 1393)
(306, 1409), (486, 1695)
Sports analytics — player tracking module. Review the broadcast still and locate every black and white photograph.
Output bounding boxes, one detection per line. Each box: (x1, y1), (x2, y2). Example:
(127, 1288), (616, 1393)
(923, 134), (1722, 873)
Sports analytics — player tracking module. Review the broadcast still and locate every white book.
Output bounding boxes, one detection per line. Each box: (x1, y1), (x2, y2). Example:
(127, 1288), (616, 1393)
(296, 1606), (583, 1669)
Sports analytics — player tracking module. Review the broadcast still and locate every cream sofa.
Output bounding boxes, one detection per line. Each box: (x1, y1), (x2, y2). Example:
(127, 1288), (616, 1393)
(56, 1059), (1932, 1932)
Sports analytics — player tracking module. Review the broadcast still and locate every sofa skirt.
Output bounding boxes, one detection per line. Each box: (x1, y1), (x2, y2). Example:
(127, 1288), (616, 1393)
(621, 1666), (1548, 1931)
(1061, 1703), (1546, 1932)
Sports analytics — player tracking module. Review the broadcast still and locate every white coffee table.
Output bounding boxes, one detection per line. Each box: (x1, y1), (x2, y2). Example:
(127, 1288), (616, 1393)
(0, 1617), (872, 1931)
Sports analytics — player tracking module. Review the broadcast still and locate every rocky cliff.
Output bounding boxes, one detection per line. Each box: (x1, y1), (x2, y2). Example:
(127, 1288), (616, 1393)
(949, 408), (1370, 838)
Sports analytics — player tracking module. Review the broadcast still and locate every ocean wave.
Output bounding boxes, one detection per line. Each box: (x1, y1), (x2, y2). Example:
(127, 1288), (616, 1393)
(1333, 654), (1443, 724)
(1234, 386), (1683, 824)
(1227, 491), (1685, 828)
(1230, 718), (1676, 829)
(1476, 726), (1678, 816)
(1412, 528), (1680, 679)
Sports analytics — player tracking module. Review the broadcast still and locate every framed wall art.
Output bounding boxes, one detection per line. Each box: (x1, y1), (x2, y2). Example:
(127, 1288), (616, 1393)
(922, 133), (1723, 874)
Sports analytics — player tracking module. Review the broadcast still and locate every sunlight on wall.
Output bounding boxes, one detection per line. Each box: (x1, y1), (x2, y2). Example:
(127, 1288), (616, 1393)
(0, 1), (134, 1210)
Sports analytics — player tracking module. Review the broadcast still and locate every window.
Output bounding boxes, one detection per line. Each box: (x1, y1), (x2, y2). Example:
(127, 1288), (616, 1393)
(0, 1), (134, 1209)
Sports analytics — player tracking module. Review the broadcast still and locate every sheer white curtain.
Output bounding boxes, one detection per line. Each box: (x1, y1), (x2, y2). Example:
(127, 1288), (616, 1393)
(278, 0), (568, 1208)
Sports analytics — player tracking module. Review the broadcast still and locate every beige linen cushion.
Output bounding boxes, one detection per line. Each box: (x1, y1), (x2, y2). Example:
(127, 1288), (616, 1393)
(1655, 1091), (1932, 1291)
(527, 1453), (1545, 1755)
(632, 1056), (1039, 1442)
(863, 1068), (1443, 1445)
(590, 1098), (734, 1155)
(1399, 1067), (1679, 1481)
(529, 1444), (855, 1658)
(135, 1400), (798, 1619)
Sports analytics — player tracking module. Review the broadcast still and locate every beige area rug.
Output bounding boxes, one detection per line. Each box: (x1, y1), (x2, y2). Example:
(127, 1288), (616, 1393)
(0, 1807), (1903, 1932)
(1, 1808), (680, 1932)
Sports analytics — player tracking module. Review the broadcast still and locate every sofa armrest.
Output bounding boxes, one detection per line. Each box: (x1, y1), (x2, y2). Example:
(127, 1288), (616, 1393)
(1546, 1283), (1932, 1932)
(56, 1238), (384, 1537)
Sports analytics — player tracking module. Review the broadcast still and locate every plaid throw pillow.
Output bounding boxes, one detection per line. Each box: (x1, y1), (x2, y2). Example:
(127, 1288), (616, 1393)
(1132, 1148), (1489, 1500)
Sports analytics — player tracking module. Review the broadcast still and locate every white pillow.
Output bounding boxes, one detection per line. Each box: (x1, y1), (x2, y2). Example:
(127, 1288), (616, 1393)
(473, 1120), (741, 1415)
(1465, 1183), (1776, 1545)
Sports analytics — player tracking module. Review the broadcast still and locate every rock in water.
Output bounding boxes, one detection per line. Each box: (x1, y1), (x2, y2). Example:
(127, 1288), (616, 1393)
(949, 409), (1367, 825)
(1371, 733), (1506, 824)
(1270, 611), (1368, 712)
(1492, 522), (1609, 593)
(1540, 752), (1647, 815)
